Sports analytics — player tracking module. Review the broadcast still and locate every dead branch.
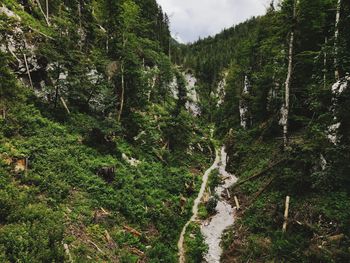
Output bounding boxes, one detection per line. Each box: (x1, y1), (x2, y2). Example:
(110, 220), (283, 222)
(234, 196), (240, 210)
(27, 25), (54, 40)
(88, 240), (104, 254)
(105, 230), (117, 248)
(294, 220), (320, 234)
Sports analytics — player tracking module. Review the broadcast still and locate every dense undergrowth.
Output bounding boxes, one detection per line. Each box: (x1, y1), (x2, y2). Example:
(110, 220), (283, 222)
(0, 0), (214, 261)
(0, 82), (213, 262)
(2, 0), (350, 262)
(179, 0), (350, 262)
(221, 128), (350, 262)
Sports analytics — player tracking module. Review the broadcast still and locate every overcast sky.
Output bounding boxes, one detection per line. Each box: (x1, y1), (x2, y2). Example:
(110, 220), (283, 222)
(156, 0), (271, 43)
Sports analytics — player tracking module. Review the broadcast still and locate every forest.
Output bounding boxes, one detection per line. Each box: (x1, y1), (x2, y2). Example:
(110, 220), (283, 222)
(0, 0), (349, 262)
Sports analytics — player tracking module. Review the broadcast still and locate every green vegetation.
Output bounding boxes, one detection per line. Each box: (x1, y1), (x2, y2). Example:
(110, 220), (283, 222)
(1, 0), (350, 262)
(181, 0), (350, 262)
(208, 168), (220, 193)
(184, 223), (208, 263)
(0, 0), (210, 262)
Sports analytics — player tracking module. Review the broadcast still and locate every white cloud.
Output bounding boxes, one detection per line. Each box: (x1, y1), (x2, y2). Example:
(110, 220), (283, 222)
(156, 0), (270, 43)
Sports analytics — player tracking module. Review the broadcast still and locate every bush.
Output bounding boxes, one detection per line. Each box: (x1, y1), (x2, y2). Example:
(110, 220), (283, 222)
(206, 196), (218, 215)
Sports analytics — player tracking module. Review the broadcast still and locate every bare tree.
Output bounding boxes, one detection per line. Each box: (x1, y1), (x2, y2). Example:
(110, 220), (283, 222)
(334, 0), (341, 81)
(35, 0), (50, 26)
(46, 0), (49, 21)
(282, 0), (298, 148)
(324, 37), (328, 89)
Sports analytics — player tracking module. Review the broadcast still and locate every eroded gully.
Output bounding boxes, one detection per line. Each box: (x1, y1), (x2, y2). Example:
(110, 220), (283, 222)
(178, 146), (237, 263)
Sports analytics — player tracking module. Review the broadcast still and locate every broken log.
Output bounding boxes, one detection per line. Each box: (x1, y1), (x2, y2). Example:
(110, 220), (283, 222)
(234, 196), (240, 210)
(123, 225), (142, 237)
(328, 234), (344, 242)
(93, 207), (110, 223)
(226, 188), (231, 199)
(14, 157), (29, 173)
(60, 97), (71, 114)
(129, 247), (144, 257)
(104, 230), (117, 248)
(105, 230), (112, 243)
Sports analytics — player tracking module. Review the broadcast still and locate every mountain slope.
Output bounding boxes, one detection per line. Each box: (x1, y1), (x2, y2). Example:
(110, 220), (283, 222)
(0, 1), (213, 262)
(182, 0), (350, 262)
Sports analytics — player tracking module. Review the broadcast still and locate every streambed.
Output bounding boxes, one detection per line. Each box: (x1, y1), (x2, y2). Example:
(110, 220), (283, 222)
(201, 147), (237, 263)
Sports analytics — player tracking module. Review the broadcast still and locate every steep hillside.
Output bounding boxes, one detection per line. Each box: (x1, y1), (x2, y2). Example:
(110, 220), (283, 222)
(183, 0), (350, 262)
(1, 0), (350, 262)
(0, 1), (213, 262)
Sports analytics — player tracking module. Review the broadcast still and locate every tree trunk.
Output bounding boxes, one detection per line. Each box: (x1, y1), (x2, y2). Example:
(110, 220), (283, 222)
(118, 62), (125, 122)
(35, 0), (50, 26)
(118, 34), (127, 122)
(54, 86), (59, 108)
(283, 0), (297, 148)
(46, 0), (49, 21)
(60, 97), (71, 114)
(282, 196), (291, 232)
(78, 2), (83, 51)
(334, 0), (341, 81)
(324, 37), (328, 89)
(23, 53), (34, 89)
(54, 63), (60, 108)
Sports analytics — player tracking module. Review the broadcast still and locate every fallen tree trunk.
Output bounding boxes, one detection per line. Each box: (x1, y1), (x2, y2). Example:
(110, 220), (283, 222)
(234, 159), (286, 187)
(248, 175), (277, 205)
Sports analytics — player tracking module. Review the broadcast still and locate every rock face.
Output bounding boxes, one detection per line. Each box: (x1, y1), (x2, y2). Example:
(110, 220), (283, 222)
(327, 76), (349, 144)
(0, 8), (109, 109)
(0, 7), (46, 91)
(184, 73), (201, 116)
(239, 76), (252, 129)
(217, 73), (227, 106)
(0, 5), (21, 21)
(169, 72), (201, 116)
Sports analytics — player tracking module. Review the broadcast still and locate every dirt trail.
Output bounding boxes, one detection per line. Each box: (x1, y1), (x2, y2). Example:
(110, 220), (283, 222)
(178, 149), (220, 263)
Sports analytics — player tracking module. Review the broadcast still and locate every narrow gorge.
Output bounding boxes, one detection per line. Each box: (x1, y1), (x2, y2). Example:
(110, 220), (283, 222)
(0, 0), (350, 263)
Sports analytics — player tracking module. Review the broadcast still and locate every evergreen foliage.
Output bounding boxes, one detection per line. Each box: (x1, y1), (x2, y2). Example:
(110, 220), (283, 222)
(1, 0), (350, 262)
